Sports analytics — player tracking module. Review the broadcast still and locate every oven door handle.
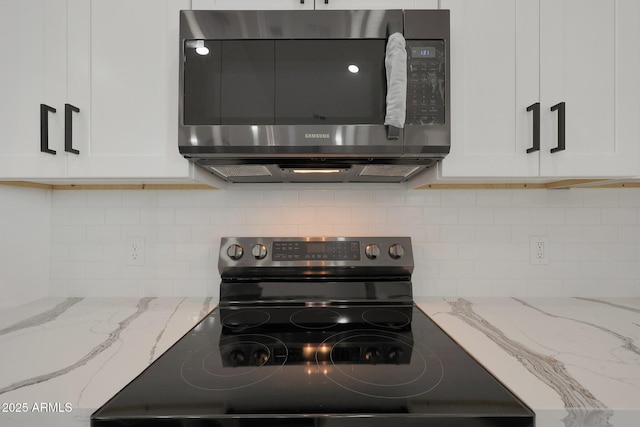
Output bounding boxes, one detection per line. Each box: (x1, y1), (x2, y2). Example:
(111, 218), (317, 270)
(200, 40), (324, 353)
(383, 32), (407, 140)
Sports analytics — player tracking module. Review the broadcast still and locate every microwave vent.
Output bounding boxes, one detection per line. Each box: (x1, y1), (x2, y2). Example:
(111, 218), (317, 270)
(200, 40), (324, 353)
(209, 165), (273, 178)
(359, 165), (421, 178)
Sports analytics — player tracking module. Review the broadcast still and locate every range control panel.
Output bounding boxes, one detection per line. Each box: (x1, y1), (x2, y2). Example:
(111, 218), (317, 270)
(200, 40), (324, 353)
(406, 39), (446, 125)
(273, 240), (360, 261)
(219, 237), (414, 277)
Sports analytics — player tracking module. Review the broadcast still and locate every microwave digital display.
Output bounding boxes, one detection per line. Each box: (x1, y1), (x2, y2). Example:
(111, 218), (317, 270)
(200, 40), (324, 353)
(410, 47), (436, 58)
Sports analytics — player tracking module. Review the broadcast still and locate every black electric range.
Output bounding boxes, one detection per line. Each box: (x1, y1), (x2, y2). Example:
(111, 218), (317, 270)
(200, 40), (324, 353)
(92, 237), (534, 427)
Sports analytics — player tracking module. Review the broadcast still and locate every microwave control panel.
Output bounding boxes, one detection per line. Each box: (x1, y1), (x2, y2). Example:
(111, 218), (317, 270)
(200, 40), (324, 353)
(406, 40), (446, 125)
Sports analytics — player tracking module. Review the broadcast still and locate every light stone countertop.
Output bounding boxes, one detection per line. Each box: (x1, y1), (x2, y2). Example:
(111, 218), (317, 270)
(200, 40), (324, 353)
(0, 297), (215, 426)
(1, 297), (638, 427)
(416, 297), (640, 427)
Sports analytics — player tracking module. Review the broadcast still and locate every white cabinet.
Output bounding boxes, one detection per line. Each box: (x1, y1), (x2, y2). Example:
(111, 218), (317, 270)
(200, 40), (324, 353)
(436, 0), (539, 179)
(67, 0), (212, 182)
(434, 0), (640, 182)
(317, 0), (436, 9)
(191, 0), (436, 10)
(538, 0), (639, 178)
(1, 0), (215, 184)
(66, 0), (199, 181)
(191, 0), (313, 9)
(0, 0), (68, 179)
(7, 1), (635, 185)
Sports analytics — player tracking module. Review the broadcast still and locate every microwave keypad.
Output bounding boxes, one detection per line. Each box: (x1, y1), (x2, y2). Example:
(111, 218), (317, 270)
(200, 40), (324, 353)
(406, 40), (446, 125)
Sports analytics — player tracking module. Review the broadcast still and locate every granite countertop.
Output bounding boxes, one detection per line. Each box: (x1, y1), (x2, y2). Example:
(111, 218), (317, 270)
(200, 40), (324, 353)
(0, 297), (638, 427)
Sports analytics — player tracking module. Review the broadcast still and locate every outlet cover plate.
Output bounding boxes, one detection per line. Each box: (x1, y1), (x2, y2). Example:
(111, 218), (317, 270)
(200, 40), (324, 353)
(127, 237), (145, 266)
(530, 236), (548, 265)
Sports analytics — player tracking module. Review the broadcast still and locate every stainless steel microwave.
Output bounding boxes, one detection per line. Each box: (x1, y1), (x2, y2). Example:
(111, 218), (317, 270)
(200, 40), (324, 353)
(178, 9), (450, 183)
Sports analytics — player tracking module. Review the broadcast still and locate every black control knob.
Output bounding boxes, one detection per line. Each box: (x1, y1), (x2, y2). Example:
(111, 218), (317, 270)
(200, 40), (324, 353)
(251, 244), (268, 260)
(389, 243), (405, 259)
(388, 347), (404, 364)
(227, 244), (244, 260)
(364, 347), (381, 364)
(229, 349), (246, 367)
(365, 244), (381, 260)
(252, 349), (270, 366)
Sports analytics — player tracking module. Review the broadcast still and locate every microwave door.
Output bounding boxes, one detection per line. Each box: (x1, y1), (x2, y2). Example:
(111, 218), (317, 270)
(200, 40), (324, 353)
(182, 41), (405, 155)
(273, 39), (386, 127)
(183, 40), (276, 126)
(183, 39), (388, 128)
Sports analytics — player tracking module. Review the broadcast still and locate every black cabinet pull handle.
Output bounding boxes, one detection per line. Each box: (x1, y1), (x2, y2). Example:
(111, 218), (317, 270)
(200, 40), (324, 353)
(299, 0), (303, 3)
(40, 104), (57, 155)
(550, 102), (565, 153)
(65, 103), (80, 154)
(526, 102), (540, 153)
(325, 0), (329, 3)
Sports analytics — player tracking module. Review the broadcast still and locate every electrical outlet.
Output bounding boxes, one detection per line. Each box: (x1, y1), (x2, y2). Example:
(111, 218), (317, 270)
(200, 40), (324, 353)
(127, 237), (145, 266)
(530, 236), (548, 265)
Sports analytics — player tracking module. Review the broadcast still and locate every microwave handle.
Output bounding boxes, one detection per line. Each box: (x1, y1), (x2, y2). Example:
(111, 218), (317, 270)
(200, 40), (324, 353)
(383, 32), (407, 140)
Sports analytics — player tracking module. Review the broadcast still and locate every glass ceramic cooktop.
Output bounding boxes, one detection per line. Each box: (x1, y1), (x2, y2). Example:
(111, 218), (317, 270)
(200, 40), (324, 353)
(91, 305), (534, 427)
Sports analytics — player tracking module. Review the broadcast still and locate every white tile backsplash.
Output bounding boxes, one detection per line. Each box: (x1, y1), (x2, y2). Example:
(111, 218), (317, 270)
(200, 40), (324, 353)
(602, 207), (637, 225)
(565, 207), (601, 225)
(42, 187), (640, 299)
(0, 185), (50, 309)
(299, 189), (334, 206)
(618, 225), (640, 243)
(106, 208), (140, 225)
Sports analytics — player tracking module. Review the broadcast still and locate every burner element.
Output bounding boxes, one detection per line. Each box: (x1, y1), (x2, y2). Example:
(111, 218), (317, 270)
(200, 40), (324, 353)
(362, 308), (411, 329)
(222, 309), (271, 330)
(181, 334), (288, 391)
(290, 308), (342, 329)
(317, 330), (444, 399)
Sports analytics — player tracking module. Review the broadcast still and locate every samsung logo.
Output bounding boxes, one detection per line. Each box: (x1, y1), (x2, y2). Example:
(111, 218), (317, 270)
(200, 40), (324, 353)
(304, 133), (331, 139)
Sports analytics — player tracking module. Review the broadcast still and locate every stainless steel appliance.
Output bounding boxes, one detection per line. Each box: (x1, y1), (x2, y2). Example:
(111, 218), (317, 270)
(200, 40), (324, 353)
(92, 237), (534, 427)
(178, 10), (450, 183)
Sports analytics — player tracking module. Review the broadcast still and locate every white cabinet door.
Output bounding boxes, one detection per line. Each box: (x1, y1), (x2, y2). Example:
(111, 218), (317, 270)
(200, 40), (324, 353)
(0, 0), (68, 179)
(319, 0), (437, 10)
(438, 0), (540, 179)
(617, 0), (640, 178)
(192, 0), (436, 10)
(66, 0), (196, 180)
(192, 0), (313, 9)
(539, 0), (639, 178)
(435, 0), (639, 182)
